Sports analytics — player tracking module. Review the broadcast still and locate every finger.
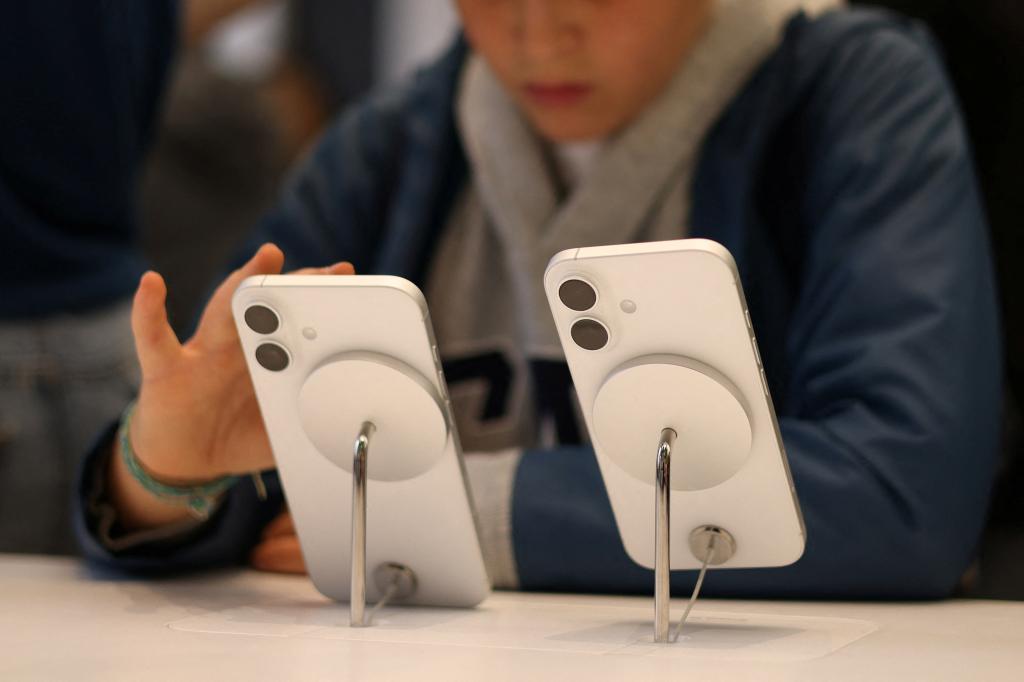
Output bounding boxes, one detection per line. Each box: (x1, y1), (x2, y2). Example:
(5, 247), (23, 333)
(131, 272), (181, 378)
(250, 534), (307, 574)
(261, 511), (296, 539)
(286, 261), (356, 276)
(194, 243), (285, 348)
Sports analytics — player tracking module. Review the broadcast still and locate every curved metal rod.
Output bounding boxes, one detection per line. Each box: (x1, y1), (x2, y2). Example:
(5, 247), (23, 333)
(350, 421), (375, 627)
(654, 427), (677, 643)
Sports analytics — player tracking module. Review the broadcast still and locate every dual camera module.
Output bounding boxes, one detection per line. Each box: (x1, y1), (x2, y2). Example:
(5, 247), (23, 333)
(558, 279), (609, 351)
(244, 304), (290, 371)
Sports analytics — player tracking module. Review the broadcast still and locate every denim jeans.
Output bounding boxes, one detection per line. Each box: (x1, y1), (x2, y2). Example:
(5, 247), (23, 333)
(0, 301), (138, 554)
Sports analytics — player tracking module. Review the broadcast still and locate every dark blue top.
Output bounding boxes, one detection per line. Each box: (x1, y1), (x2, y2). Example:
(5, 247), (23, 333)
(0, 1), (178, 319)
(77, 8), (1003, 599)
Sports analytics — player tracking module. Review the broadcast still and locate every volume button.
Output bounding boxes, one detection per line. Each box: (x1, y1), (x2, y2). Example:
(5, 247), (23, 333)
(432, 345), (448, 400)
(437, 370), (449, 400)
(751, 336), (763, 367)
(759, 368), (770, 396)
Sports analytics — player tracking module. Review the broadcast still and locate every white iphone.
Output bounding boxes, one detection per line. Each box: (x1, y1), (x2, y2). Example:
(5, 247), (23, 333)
(232, 275), (490, 607)
(544, 239), (805, 570)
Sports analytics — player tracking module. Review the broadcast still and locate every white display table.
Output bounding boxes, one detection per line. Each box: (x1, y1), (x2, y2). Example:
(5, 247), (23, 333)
(1, 555), (1021, 680)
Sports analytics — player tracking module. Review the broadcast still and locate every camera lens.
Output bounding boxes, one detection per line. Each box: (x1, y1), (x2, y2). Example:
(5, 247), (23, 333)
(570, 318), (609, 351)
(558, 279), (597, 311)
(255, 342), (290, 372)
(244, 305), (279, 334)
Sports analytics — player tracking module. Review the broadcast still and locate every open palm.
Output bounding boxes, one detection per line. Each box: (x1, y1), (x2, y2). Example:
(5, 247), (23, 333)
(127, 244), (354, 483)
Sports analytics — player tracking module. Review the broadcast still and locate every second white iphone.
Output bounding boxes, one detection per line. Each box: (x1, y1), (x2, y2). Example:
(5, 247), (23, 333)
(544, 239), (805, 570)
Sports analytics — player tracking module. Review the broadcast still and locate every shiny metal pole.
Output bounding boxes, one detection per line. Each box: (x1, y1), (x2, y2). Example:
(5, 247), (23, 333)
(350, 422), (375, 627)
(654, 428), (677, 643)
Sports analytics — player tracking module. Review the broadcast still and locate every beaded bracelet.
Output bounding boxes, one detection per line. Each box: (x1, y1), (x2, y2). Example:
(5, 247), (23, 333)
(118, 402), (240, 519)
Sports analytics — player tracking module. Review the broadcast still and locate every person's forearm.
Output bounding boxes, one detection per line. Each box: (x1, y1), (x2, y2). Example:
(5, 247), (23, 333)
(106, 440), (195, 531)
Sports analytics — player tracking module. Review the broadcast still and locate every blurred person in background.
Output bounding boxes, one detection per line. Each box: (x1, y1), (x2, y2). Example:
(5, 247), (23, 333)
(76, 0), (1003, 600)
(0, 0), (295, 555)
(142, 0), (427, 335)
(0, 2), (178, 554)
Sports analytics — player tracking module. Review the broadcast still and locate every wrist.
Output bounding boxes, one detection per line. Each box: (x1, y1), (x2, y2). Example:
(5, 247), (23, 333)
(119, 402), (237, 519)
(107, 438), (195, 531)
(127, 402), (223, 483)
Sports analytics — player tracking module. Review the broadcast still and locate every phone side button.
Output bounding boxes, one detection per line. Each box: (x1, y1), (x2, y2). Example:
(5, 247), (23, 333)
(437, 370), (449, 400)
(759, 369), (770, 396)
(751, 336), (763, 367)
(744, 309), (753, 330)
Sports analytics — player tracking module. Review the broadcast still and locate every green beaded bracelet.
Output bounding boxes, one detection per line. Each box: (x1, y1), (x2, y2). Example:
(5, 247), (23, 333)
(118, 402), (239, 519)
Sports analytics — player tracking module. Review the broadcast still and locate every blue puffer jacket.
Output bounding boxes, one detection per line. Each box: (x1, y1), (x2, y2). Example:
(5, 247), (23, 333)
(76, 9), (1001, 599)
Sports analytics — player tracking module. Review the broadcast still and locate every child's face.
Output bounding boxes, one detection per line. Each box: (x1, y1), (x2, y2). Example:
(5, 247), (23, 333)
(457, 0), (714, 142)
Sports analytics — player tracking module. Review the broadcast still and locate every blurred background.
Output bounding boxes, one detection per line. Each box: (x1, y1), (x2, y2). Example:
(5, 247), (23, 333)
(137, 0), (1023, 600)
(143, 0), (459, 332)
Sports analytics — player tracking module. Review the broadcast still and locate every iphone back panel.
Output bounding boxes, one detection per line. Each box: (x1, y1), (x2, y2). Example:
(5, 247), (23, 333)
(233, 275), (490, 607)
(544, 239), (805, 570)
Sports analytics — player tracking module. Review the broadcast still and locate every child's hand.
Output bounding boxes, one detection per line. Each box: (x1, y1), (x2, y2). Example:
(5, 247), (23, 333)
(109, 244), (354, 529)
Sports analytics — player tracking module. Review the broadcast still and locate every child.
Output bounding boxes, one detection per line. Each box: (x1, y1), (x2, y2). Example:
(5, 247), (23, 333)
(78, 0), (1000, 598)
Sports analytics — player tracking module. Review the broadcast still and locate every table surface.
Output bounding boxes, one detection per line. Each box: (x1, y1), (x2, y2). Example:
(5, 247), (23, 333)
(2, 554), (1022, 681)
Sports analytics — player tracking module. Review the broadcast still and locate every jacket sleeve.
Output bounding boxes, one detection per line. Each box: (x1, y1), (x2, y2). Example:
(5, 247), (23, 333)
(510, 23), (1002, 599)
(73, 425), (285, 573)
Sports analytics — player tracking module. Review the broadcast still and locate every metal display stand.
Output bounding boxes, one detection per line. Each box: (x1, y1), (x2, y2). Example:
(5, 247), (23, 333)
(590, 356), (753, 644)
(652, 420), (736, 641)
(653, 428), (676, 642)
(296, 354), (452, 628)
(350, 422), (373, 627)
(348, 421), (420, 628)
